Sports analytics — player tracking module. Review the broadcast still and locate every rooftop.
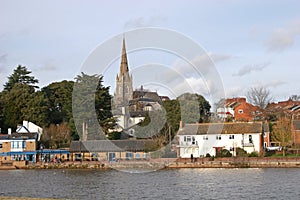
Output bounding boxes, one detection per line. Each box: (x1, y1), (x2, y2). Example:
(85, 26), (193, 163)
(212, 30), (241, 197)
(178, 122), (268, 135)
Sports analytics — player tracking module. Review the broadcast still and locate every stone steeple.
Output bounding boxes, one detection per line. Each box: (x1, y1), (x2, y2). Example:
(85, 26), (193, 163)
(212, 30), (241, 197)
(120, 38), (129, 76)
(112, 37), (133, 128)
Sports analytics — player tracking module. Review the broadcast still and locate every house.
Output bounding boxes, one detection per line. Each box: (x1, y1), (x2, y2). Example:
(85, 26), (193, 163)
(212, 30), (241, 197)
(292, 120), (300, 147)
(18, 120), (43, 141)
(69, 139), (155, 161)
(0, 132), (37, 162)
(176, 122), (270, 158)
(266, 99), (300, 120)
(0, 121), (43, 162)
(217, 98), (263, 122)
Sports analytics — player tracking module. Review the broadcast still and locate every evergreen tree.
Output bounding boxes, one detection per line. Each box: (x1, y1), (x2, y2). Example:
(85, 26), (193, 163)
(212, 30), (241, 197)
(177, 93), (211, 123)
(3, 65), (39, 91)
(72, 73), (115, 139)
(2, 83), (47, 132)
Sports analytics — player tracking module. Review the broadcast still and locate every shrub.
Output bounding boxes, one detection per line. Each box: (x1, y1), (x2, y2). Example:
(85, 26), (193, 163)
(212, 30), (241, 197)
(236, 147), (247, 157)
(248, 151), (259, 157)
(216, 149), (232, 157)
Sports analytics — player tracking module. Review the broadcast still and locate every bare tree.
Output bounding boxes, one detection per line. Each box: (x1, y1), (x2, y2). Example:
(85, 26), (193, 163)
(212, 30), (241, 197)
(246, 86), (272, 109)
(289, 95), (300, 101)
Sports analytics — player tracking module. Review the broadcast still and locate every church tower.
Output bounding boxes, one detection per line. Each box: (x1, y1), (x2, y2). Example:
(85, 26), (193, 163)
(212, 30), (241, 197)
(112, 38), (133, 128)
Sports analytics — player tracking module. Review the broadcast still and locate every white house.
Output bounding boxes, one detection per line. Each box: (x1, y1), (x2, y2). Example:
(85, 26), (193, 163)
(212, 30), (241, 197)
(177, 122), (270, 158)
(16, 121), (43, 141)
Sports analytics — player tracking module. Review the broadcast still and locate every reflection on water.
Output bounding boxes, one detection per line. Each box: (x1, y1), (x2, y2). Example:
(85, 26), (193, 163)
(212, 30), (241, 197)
(0, 168), (299, 200)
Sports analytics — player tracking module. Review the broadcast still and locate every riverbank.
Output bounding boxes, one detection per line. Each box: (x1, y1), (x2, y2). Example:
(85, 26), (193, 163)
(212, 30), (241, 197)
(0, 197), (64, 200)
(170, 157), (300, 168)
(1, 157), (300, 170)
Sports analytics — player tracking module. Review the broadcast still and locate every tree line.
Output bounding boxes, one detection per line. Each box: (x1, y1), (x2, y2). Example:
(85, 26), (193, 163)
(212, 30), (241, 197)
(0, 65), (113, 148)
(0, 65), (212, 149)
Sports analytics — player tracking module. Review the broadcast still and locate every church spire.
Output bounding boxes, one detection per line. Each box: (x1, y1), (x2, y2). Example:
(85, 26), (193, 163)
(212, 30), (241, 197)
(120, 37), (129, 76)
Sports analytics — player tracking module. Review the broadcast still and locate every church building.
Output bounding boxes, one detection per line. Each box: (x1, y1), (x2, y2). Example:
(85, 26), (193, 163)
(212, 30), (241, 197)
(112, 38), (169, 134)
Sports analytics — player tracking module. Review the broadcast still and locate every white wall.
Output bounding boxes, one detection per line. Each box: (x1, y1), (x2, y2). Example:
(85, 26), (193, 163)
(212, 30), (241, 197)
(22, 121), (43, 141)
(178, 133), (261, 158)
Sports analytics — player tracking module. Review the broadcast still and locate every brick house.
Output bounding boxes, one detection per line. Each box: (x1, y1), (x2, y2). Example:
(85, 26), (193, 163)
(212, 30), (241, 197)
(217, 98), (262, 122)
(292, 120), (300, 147)
(0, 121), (42, 162)
(0, 132), (37, 162)
(266, 99), (300, 120)
(69, 140), (155, 161)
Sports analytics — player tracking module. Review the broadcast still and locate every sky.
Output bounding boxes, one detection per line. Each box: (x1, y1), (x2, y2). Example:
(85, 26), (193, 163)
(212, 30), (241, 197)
(1, 0), (300, 104)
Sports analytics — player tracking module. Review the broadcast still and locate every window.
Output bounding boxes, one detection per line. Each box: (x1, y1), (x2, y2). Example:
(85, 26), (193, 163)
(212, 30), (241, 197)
(192, 136), (196, 145)
(229, 135), (235, 139)
(249, 135), (253, 144)
(238, 109), (243, 114)
(0, 142), (2, 149)
(203, 135), (208, 140)
(186, 136), (192, 143)
(216, 135), (221, 140)
(11, 141), (25, 149)
(126, 152), (133, 160)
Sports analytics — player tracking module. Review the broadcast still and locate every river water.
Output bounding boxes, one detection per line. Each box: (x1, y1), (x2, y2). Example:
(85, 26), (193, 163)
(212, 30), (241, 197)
(0, 168), (299, 200)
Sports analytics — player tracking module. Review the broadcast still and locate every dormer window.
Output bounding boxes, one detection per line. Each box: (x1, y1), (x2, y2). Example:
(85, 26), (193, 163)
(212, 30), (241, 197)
(238, 109), (243, 114)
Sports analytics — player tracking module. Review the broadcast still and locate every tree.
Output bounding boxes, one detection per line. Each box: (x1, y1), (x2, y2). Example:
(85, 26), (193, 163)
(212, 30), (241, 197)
(0, 92), (5, 131)
(271, 117), (293, 156)
(246, 86), (272, 109)
(41, 123), (71, 148)
(4, 65), (39, 91)
(2, 83), (48, 132)
(162, 99), (181, 136)
(72, 73), (115, 139)
(177, 93), (211, 123)
(42, 81), (74, 125)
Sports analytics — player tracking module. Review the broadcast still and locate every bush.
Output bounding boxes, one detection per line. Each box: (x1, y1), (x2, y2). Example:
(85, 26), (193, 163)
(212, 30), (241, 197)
(216, 149), (232, 157)
(248, 151), (259, 157)
(236, 147), (247, 157)
(205, 153), (211, 158)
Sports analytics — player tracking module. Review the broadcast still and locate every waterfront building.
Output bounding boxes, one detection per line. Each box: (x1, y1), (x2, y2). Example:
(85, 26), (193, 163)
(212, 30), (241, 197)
(0, 121), (39, 162)
(69, 140), (154, 161)
(176, 122), (270, 158)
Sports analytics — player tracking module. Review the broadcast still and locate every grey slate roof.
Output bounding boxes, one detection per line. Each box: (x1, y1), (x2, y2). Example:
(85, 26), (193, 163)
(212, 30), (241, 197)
(69, 140), (154, 153)
(0, 133), (37, 140)
(178, 122), (267, 135)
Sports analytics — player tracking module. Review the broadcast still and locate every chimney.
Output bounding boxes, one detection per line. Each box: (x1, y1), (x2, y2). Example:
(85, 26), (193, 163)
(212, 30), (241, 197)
(179, 120), (183, 130)
(8, 128), (12, 135)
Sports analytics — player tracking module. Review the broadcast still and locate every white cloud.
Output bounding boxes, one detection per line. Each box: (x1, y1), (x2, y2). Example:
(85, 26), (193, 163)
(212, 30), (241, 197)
(33, 60), (58, 72)
(264, 80), (287, 88)
(265, 19), (300, 52)
(225, 86), (245, 98)
(172, 52), (232, 78)
(0, 54), (8, 74)
(123, 15), (167, 30)
(233, 62), (270, 77)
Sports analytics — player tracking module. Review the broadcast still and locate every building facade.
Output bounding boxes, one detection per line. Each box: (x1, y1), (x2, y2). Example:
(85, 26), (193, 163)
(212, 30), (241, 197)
(177, 122), (270, 158)
(217, 98), (263, 122)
